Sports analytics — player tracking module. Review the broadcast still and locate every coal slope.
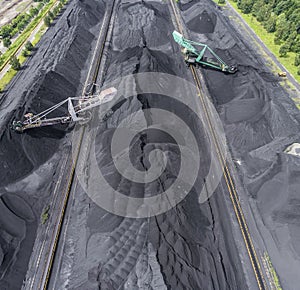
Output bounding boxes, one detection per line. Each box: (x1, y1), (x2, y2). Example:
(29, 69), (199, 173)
(0, 0), (105, 288)
(56, 1), (246, 289)
(180, 0), (300, 288)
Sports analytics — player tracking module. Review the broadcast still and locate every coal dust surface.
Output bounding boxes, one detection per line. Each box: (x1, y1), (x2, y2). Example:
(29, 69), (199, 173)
(52, 1), (246, 289)
(2, 0), (299, 288)
(0, 0), (106, 288)
(180, 0), (300, 288)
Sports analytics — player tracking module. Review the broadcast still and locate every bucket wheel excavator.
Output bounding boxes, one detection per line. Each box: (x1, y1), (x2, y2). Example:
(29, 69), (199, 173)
(12, 87), (117, 133)
(173, 31), (237, 74)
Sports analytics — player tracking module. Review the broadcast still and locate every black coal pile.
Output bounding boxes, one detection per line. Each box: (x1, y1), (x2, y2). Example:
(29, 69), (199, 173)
(52, 1), (247, 289)
(0, 0), (106, 288)
(180, 0), (300, 288)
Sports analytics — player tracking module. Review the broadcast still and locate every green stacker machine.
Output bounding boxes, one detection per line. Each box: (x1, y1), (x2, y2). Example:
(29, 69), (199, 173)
(173, 31), (237, 74)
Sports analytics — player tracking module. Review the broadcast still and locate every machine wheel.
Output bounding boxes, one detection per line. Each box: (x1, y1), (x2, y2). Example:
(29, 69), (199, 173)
(12, 121), (24, 133)
(79, 112), (92, 125)
(84, 83), (95, 96)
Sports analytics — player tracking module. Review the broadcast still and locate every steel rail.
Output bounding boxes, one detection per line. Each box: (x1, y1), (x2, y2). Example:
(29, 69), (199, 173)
(168, 1), (267, 289)
(28, 1), (118, 289)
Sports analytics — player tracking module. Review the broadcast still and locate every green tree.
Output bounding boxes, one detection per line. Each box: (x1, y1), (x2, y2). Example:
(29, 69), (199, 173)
(264, 14), (277, 32)
(25, 41), (34, 51)
(29, 7), (39, 17)
(48, 11), (54, 19)
(238, 0), (254, 14)
(37, 3), (44, 10)
(3, 38), (11, 48)
(256, 4), (270, 22)
(275, 13), (290, 41)
(295, 54), (300, 66)
(274, 35), (281, 45)
(0, 25), (11, 38)
(22, 49), (29, 57)
(279, 44), (288, 56)
(17, 21), (25, 31)
(219, 0), (226, 4)
(44, 16), (51, 27)
(298, 66), (300, 76)
(10, 56), (21, 70)
(293, 35), (300, 53)
(274, 0), (294, 16)
(286, 31), (297, 51)
(53, 6), (59, 16)
(24, 14), (31, 23)
(251, 0), (263, 17)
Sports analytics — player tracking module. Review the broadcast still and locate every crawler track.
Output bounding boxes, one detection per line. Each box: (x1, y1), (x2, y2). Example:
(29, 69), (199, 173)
(25, 1), (117, 289)
(168, 1), (267, 289)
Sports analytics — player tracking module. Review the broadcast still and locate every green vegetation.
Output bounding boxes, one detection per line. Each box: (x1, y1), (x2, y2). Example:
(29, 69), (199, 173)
(32, 25), (47, 46)
(41, 205), (50, 224)
(25, 41), (34, 51)
(48, 11), (54, 20)
(22, 41), (34, 57)
(22, 49), (29, 57)
(212, 0), (227, 6)
(0, 0), (68, 92)
(44, 0), (68, 26)
(295, 54), (300, 66)
(0, 0), (57, 71)
(228, 0), (300, 82)
(292, 97), (300, 110)
(9, 55), (21, 71)
(3, 38), (11, 48)
(0, 68), (18, 91)
(0, 1), (43, 41)
(44, 16), (51, 27)
(264, 252), (282, 290)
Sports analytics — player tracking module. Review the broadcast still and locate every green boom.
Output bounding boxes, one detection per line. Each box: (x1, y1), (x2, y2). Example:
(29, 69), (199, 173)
(172, 31), (237, 74)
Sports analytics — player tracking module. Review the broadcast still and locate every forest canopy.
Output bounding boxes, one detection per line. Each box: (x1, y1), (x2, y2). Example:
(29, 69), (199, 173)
(234, 0), (300, 72)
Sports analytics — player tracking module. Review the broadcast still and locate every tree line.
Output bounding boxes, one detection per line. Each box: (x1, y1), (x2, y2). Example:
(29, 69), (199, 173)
(233, 0), (300, 74)
(44, 0), (68, 27)
(0, 0), (50, 48)
(5, 0), (68, 73)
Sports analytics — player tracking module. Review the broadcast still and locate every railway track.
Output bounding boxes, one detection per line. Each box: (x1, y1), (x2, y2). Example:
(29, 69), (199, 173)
(24, 1), (117, 289)
(25, 0), (268, 289)
(168, 1), (267, 289)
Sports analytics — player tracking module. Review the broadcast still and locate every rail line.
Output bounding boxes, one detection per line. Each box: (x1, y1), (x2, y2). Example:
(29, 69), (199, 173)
(25, 0), (268, 289)
(25, 1), (117, 289)
(168, 1), (267, 289)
